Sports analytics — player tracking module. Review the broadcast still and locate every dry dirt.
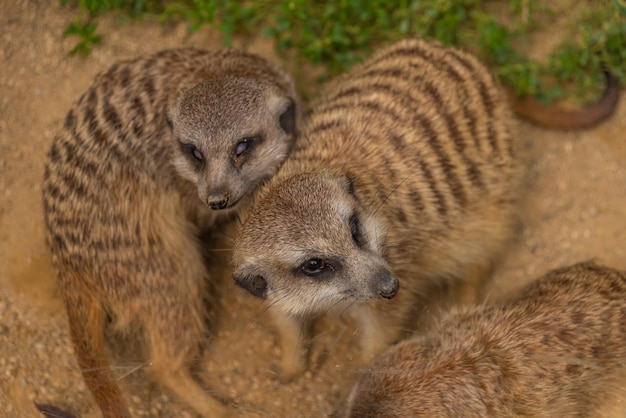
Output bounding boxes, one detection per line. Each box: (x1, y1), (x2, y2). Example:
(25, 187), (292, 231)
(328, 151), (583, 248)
(1, 1), (625, 417)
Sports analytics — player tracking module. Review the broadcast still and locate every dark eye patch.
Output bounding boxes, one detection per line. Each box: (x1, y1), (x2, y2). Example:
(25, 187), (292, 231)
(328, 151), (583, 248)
(349, 213), (366, 248)
(234, 135), (261, 158)
(180, 142), (203, 168)
(300, 258), (334, 277)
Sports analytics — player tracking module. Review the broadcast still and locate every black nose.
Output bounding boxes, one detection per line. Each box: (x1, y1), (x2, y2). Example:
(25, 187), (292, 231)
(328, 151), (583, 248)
(208, 191), (230, 210)
(209, 199), (228, 210)
(379, 275), (399, 299)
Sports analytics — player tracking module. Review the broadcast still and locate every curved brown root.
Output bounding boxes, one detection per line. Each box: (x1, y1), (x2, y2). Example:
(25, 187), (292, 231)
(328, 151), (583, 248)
(507, 71), (621, 130)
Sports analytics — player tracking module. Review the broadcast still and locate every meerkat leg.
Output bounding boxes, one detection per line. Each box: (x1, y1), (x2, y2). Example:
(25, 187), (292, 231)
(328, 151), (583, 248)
(64, 282), (132, 418)
(145, 300), (231, 418)
(270, 310), (309, 381)
(354, 306), (403, 366)
(139, 232), (231, 417)
(452, 262), (494, 306)
(150, 357), (229, 418)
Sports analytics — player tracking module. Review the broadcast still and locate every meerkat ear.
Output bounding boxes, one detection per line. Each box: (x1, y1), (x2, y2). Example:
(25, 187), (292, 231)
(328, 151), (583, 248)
(268, 95), (297, 136)
(279, 98), (297, 136)
(233, 266), (268, 299)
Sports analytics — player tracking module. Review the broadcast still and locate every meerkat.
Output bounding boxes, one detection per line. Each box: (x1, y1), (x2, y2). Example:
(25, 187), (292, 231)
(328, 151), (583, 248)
(42, 47), (298, 418)
(232, 38), (520, 381)
(344, 262), (626, 418)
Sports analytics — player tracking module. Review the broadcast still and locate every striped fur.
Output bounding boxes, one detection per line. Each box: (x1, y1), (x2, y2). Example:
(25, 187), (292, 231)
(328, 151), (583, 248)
(345, 262), (626, 418)
(42, 48), (298, 417)
(233, 38), (520, 380)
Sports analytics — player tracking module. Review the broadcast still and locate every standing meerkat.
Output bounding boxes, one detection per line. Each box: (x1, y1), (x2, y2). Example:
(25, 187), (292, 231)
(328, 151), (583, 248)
(344, 262), (626, 418)
(42, 47), (298, 418)
(233, 38), (520, 380)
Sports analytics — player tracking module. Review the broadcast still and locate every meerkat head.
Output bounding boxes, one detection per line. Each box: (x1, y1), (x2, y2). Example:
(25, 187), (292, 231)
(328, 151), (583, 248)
(232, 172), (399, 317)
(167, 75), (297, 211)
(343, 337), (442, 418)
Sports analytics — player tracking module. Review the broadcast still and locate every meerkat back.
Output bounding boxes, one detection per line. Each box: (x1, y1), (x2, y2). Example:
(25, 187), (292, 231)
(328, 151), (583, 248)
(233, 38), (519, 380)
(345, 262), (626, 418)
(42, 48), (298, 417)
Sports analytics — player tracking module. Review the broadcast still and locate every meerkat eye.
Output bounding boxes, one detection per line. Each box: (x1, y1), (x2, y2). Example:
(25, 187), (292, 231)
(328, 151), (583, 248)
(180, 143), (203, 166)
(300, 258), (333, 276)
(234, 136), (260, 158)
(192, 148), (203, 161)
(349, 213), (365, 248)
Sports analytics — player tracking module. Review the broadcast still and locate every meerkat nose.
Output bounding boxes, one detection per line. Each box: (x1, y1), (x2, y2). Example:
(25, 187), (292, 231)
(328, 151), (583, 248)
(208, 191), (230, 210)
(379, 275), (399, 299)
(209, 199), (228, 210)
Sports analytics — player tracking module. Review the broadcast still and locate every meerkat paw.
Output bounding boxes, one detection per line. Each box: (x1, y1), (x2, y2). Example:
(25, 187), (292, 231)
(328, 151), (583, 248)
(360, 344), (384, 366)
(270, 352), (307, 382)
(356, 308), (402, 366)
(267, 311), (310, 382)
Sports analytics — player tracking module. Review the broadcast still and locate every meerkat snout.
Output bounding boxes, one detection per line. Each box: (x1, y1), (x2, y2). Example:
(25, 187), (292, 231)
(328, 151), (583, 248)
(378, 274), (399, 299)
(207, 190), (231, 210)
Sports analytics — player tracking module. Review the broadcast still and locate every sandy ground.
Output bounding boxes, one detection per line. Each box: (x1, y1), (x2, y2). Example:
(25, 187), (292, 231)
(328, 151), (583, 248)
(1, 1), (625, 417)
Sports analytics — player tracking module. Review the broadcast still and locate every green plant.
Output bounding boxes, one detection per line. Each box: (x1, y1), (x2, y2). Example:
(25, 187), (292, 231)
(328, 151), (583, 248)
(163, 0), (265, 45)
(59, 0), (625, 103)
(59, 0), (165, 55)
(63, 19), (102, 57)
(493, 2), (626, 102)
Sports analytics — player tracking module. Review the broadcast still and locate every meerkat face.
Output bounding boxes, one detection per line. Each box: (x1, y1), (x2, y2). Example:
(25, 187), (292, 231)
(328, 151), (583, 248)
(233, 172), (399, 317)
(167, 76), (297, 211)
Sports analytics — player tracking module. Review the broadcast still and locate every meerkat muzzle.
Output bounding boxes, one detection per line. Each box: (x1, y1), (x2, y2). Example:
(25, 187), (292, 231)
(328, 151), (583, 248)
(208, 191), (231, 210)
(379, 275), (399, 299)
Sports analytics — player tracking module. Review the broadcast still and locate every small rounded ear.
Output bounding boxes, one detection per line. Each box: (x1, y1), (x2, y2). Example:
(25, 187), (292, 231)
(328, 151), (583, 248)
(279, 98), (296, 136)
(233, 267), (268, 299)
(267, 95), (297, 136)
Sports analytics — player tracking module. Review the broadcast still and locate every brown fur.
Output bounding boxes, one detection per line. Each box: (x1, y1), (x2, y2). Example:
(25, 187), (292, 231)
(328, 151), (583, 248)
(508, 70), (621, 130)
(233, 38), (520, 380)
(345, 262), (626, 418)
(42, 48), (298, 417)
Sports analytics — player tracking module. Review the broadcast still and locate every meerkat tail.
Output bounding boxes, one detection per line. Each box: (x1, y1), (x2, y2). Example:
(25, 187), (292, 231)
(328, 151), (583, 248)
(507, 70), (620, 130)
